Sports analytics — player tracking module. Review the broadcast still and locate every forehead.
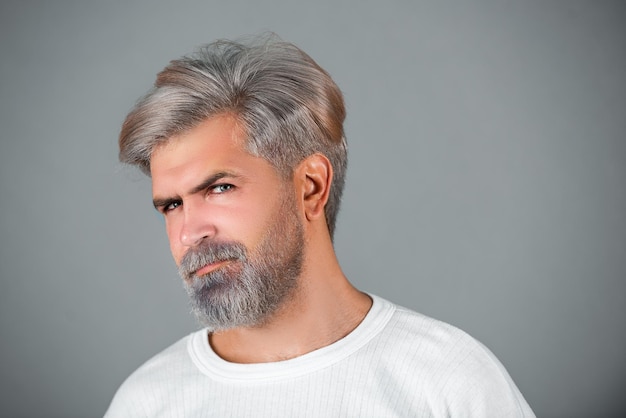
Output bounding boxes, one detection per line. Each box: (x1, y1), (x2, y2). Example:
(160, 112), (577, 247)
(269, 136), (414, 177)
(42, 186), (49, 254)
(151, 114), (243, 168)
(150, 115), (281, 192)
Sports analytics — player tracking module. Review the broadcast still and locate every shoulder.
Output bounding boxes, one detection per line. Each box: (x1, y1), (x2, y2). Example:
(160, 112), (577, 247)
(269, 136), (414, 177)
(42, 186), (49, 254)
(104, 331), (201, 417)
(384, 302), (487, 363)
(370, 295), (488, 361)
(369, 296), (535, 417)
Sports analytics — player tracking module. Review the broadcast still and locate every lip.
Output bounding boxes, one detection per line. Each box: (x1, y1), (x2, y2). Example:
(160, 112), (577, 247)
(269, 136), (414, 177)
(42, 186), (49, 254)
(194, 260), (230, 277)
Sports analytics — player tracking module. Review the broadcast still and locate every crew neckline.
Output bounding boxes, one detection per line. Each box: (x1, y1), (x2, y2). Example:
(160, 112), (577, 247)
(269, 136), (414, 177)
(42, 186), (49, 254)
(187, 294), (395, 382)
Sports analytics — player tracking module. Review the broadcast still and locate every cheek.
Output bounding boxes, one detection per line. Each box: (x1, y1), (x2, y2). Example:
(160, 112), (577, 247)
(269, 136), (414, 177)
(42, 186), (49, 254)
(164, 219), (184, 264)
(224, 210), (267, 245)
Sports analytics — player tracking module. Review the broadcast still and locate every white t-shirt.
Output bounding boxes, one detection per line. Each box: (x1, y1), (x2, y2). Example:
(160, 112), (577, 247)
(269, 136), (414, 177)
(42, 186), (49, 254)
(106, 294), (535, 417)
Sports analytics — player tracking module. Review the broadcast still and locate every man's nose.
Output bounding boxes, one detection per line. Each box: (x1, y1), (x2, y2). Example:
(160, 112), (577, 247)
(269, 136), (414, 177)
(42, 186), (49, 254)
(179, 205), (215, 247)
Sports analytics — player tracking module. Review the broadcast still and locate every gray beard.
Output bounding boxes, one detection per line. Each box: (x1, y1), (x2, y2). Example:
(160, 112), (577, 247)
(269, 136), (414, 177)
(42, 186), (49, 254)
(177, 197), (304, 331)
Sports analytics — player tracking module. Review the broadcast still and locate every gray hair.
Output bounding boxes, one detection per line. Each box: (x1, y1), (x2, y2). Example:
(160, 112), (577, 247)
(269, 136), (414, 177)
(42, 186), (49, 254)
(119, 35), (347, 237)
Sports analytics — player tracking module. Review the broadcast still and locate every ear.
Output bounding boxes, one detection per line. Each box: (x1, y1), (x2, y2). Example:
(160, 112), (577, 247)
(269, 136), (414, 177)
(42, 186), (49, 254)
(295, 153), (333, 222)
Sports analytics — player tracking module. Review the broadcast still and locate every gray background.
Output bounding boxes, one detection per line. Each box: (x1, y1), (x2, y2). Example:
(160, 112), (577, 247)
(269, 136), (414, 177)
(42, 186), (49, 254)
(1, 1), (624, 417)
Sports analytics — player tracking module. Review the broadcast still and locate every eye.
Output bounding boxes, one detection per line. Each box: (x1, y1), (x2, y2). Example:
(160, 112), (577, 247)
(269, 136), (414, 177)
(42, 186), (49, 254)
(211, 184), (234, 194)
(163, 201), (181, 213)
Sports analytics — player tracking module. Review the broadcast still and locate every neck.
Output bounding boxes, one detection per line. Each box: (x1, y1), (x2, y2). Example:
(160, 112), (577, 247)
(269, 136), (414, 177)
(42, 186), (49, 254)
(209, 242), (372, 364)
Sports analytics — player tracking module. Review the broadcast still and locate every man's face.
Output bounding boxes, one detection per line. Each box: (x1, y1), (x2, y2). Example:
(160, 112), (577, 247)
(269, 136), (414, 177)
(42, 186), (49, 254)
(150, 115), (304, 330)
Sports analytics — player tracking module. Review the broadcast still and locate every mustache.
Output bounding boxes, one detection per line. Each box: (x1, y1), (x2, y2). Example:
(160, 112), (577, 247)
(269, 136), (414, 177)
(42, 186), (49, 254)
(178, 241), (247, 281)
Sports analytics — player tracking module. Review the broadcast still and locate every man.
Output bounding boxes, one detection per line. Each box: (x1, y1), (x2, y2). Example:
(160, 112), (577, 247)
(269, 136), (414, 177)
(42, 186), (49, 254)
(106, 35), (535, 417)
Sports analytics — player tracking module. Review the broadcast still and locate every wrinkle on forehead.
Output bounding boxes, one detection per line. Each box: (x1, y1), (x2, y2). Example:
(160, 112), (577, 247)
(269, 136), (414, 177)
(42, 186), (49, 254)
(150, 112), (248, 167)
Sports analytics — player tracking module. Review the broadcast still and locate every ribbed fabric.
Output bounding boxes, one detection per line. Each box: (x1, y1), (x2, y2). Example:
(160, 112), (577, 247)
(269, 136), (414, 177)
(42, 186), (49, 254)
(105, 295), (535, 417)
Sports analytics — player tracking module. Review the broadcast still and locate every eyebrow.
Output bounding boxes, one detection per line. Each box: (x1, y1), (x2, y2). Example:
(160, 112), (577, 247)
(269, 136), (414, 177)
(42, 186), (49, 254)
(152, 171), (240, 210)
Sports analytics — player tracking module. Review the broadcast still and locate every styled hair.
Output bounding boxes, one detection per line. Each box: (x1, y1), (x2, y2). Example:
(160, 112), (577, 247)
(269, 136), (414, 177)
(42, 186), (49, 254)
(119, 35), (347, 238)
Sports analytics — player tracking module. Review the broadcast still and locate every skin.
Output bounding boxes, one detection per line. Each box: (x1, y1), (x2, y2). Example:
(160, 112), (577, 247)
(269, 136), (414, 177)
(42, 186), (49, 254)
(150, 114), (372, 363)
